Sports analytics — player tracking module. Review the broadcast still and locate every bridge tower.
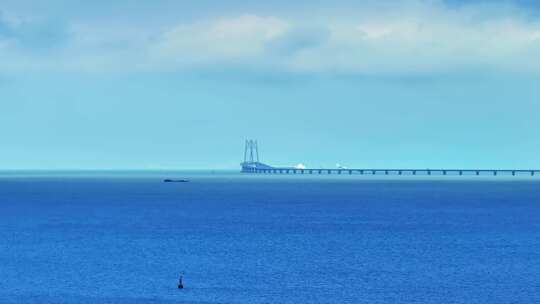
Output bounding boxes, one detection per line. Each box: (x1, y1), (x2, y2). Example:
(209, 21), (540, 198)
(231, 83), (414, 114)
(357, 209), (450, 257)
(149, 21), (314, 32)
(243, 139), (259, 163)
(241, 140), (274, 173)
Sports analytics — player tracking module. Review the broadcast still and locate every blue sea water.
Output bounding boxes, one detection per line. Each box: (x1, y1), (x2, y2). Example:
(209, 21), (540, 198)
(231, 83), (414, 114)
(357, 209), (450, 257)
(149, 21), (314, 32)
(1, 172), (540, 303)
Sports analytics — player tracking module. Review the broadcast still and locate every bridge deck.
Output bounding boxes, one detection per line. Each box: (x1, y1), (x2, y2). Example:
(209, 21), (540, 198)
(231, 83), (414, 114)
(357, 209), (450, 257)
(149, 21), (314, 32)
(239, 141), (539, 177)
(242, 166), (540, 176)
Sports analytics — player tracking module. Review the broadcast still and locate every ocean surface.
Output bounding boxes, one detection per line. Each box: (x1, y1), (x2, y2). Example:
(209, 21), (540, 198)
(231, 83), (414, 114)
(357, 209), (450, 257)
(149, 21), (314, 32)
(1, 172), (540, 303)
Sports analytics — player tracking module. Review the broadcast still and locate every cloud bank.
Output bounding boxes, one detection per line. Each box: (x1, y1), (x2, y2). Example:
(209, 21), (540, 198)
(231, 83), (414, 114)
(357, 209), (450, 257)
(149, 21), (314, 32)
(2, 1), (540, 74)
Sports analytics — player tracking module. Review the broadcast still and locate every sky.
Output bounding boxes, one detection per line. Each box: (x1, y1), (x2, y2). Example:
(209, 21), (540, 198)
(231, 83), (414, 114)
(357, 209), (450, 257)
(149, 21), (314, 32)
(1, 0), (540, 170)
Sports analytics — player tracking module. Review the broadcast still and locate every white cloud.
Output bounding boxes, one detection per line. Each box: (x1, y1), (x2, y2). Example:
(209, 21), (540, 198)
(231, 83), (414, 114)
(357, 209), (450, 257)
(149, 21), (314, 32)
(152, 15), (290, 65)
(3, 1), (540, 74)
(282, 4), (540, 73)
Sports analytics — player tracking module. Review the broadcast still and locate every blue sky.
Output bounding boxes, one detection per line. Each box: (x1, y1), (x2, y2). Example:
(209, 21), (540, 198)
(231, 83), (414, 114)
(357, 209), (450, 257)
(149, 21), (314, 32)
(1, 0), (540, 170)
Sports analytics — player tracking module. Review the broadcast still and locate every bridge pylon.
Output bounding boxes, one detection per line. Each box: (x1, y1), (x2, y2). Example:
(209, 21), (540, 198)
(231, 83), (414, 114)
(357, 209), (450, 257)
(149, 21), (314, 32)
(243, 139), (259, 163)
(241, 140), (274, 173)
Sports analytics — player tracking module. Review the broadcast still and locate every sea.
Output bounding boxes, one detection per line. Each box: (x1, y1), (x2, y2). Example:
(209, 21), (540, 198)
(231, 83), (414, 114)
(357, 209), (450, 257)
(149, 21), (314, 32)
(1, 171), (539, 303)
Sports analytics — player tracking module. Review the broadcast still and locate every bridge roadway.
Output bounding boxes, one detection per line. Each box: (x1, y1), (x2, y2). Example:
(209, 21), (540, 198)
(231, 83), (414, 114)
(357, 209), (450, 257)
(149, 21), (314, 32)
(242, 166), (540, 176)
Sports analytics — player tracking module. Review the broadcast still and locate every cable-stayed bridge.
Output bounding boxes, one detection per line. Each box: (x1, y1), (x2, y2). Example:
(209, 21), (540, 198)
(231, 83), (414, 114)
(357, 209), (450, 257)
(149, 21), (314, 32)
(240, 140), (540, 177)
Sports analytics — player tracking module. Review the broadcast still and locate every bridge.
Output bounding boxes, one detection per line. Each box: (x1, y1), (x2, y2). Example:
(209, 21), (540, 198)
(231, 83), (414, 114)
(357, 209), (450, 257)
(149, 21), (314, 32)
(240, 140), (540, 177)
